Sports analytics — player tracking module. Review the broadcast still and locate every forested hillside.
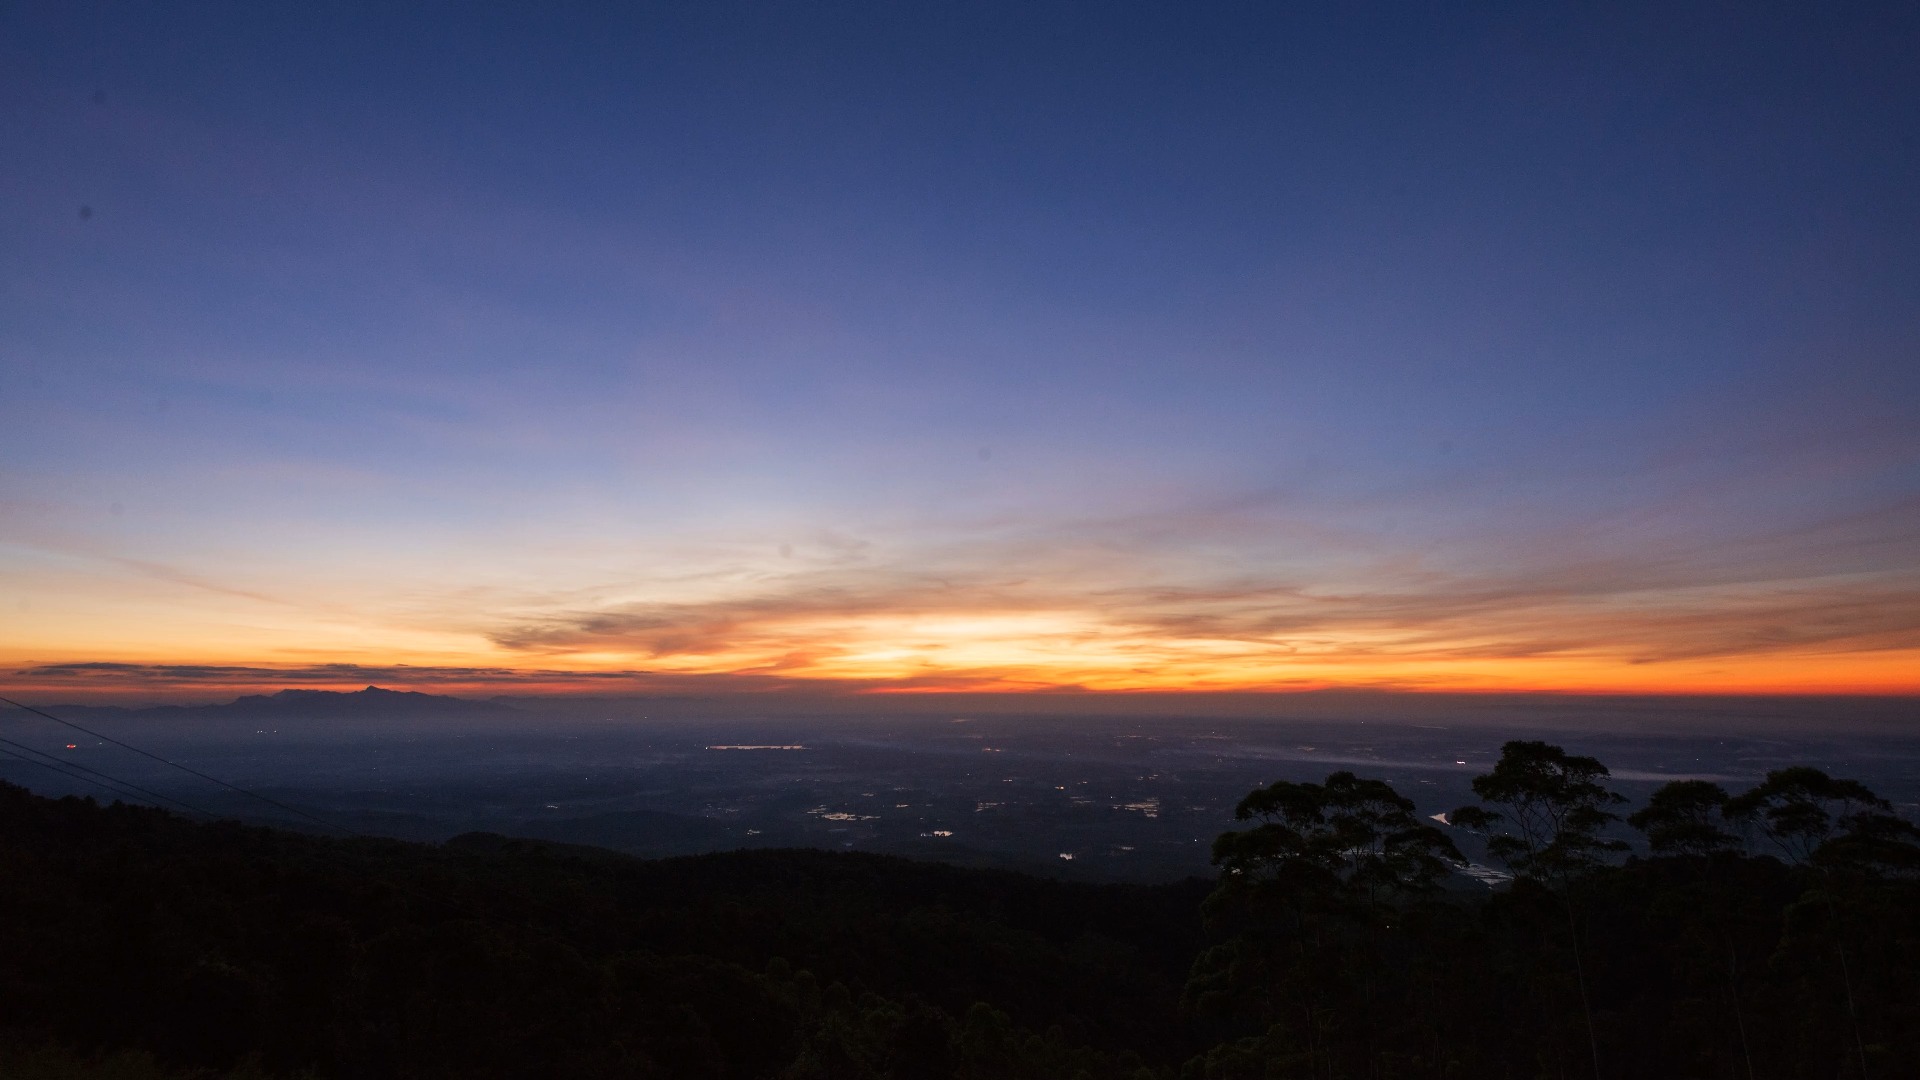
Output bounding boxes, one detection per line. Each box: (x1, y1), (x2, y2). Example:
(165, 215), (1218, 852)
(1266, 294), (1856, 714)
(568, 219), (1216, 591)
(2, 741), (1916, 1079)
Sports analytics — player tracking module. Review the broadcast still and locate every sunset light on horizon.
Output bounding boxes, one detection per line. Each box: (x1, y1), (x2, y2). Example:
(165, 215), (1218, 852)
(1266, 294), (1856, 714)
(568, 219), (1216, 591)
(4, 4), (1917, 707)
(8, 523), (1917, 701)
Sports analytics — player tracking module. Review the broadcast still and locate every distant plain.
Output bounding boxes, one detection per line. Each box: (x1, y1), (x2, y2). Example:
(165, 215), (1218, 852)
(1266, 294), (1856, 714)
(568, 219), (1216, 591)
(5, 690), (1915, 883)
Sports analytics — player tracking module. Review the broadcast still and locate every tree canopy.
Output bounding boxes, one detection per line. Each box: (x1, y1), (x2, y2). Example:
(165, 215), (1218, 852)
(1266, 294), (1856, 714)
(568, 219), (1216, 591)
(4, 746), (1920, 1079)
(1212, 770), (1462, 901)
(1450, 740), (1628, 883)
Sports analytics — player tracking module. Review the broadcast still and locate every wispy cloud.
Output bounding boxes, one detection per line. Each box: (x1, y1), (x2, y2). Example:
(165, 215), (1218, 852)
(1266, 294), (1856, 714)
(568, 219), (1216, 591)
(13, 661), (643, 685)
(458, 492), (1920, 692)
(107, 558), (295, 607)
(9, 478), (1917, 698)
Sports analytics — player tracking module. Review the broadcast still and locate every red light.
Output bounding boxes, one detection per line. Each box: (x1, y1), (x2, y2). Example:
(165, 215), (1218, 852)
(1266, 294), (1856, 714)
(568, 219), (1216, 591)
(65, 744), (77, 749)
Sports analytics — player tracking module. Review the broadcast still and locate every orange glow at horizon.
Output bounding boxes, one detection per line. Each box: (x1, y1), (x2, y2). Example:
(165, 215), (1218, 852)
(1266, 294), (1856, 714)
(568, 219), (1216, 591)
(7, 607), (1919, 702)
(6, 530), (1918, 702)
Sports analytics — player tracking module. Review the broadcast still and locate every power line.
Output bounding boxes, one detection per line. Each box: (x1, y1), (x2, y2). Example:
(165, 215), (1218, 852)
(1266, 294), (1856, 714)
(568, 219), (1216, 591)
(0, 694), (357, 836)
(0, 742), (154, 805)
(0, 741), (220, 819)
(0, 738), (499, 926)
(0, 694), (618, 942)
(0, 732), (220, 818)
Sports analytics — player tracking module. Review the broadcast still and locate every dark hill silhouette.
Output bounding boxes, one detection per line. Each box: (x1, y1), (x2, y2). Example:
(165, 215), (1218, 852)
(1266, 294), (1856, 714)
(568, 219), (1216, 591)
(42, 685), (523, 725)
(3, 744), (1917, 1079)
(0, 781), (1209, 1079)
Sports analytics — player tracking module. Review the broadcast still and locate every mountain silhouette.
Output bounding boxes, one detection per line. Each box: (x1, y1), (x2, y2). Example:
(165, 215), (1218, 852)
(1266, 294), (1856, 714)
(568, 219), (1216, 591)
(44, 685), (523, 724)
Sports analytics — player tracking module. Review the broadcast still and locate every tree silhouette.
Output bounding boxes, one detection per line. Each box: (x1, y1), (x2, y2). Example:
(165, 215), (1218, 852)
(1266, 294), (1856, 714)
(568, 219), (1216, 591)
(1213, 770), (1462, 902)
(1628, 779), (1737, 858)
(1629, 779), (1756, 1078)
(1725, 768), (1920, 1078)
(6, 771), (1920, 1078)
(1194, 771), (1463, 1079)
(1450, 740), (1627, 885)
(1451, 742), (1626, 1080)
(1724, 767), (1892, 865)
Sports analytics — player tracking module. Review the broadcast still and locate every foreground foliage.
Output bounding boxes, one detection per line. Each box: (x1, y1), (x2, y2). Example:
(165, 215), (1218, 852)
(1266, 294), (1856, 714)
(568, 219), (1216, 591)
(1191, 744), (1920, 1080)
(2, 740), (1917, 1080)
(0, 781), (1203, 1079)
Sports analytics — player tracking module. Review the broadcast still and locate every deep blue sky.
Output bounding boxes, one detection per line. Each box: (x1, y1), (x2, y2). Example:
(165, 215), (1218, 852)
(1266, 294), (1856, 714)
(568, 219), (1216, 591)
(3, 2), (1918, 698)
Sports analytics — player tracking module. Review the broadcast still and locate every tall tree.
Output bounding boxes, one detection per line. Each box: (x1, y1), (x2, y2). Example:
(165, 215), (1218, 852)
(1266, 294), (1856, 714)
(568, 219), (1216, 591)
(1725, 768), (1920, 1079)
(1724, 767), (1895, 866)
(1451, 742), (1625, 1080)
(1213, 770), (1463, 903)
(1195, 771), (1463, 1079)
(1629, 779), (1756, 1079)
(1628, 779), (1738, 859)
(1450, 741), (1628, 886)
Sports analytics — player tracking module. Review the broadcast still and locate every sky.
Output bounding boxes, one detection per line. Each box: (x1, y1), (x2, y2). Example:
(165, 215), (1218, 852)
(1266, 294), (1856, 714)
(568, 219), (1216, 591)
(3, 2), (1918, 704)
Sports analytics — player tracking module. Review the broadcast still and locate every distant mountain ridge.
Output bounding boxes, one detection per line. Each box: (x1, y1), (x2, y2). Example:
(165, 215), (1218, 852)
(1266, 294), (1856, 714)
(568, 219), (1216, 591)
(39, 685), (523, 723)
